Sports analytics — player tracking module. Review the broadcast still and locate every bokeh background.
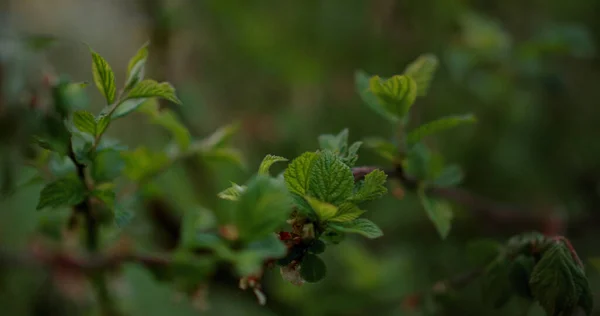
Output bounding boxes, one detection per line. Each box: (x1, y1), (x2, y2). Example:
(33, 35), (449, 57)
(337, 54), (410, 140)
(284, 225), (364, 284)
(1, 0), (600, 315)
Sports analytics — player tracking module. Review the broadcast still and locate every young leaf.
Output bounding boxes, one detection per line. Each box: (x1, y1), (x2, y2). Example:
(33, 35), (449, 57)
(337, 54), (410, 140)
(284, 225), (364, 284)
(407, 114), (476, 145)
(284, 152), (319, 196)
(418, 187), (453, 239)
(308, 151), (354, 204)
(95, 114), (111, 137)
(355, 70), (397, 122)
(300, 254), (327, 283)
(111, 98), (148, 119)
(529, 242), (593, 316)
(72, 111), (97, 136)
(305, 196), (338, 222)
(349, 169), (388, 203)
(403, 54), (439, 96)
(121, 147), (170, 182)
(126, 79), (181, 105)
(138, 100), (191, 150)
(200, 123), (240, 150)
(369, 75), (418, 120)
(258, 155), (288, 175)
(90, 49), (116, 104)
(318, 129), (349, 153)
(363, 137), (398, 162)
(432, 165), (464, 187)
(126, 42), (149, 89)
(329, 203), (364, 223)
(92, 183), (116, 208)
(234, 175), (291, 241)
(217, 182), (246, 201)
(37, 177), (85, 210)
(329, 218), (383, 239)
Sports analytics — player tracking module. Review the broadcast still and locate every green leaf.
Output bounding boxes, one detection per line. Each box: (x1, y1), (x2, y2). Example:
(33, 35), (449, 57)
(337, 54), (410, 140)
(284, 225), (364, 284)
(90, 49), (116, 105)
(509, 255), (535, 299)
(236, 234), (288, 276)
(284, 152), (319, 196)
(234, 175), (292, 241)
(308, 240), (326, 254)
(404, 143), (431, 180)
(403, 54), (439, 96)
(418, 187), (453, 239)
(432, 165), (464, 187)
(466, 239), (502, 267)
(407, 114), (476, 145)
(329, 218), (383, 239)
(258, 154), (288, 175)
(217, 182), (246, 201)
(199, 123), (240, 150)
(91, 148), (125, 183)
(111, 98), (148, 119)
(300, 254), (327, 283)
(92, 183), (115, 208)
(290, 194), (317, 219)
(482, 258), (513, 308)
(355, 70), (397, 122)
(308, 151), (354, 204)
(126, 79), (181, 105)
(529, 242), (593, 316)
(72, 111), (96, 136)
(318, 129), (349, 153)
(363, 137), (398, 162)
(137, 100), (191, 150)
(349, 169), (388, 203)
(369, 75), (418, 121)
(37, 177), (85, 210)
(126, 42), (149, 89)
(329, 203), (364, 223)
(95, 114), (111, 137)
(306, 196), (338, 222)
(121, 147), (170, 182)
(201, 147), (246, 170)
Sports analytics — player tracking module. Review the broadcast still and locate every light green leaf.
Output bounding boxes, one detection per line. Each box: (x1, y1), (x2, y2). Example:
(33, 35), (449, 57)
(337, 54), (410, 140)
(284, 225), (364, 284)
(92, 183), (115, 208)
(418, 187), (453, 239)
(235, 175), (292, 241)
(403, 53), (439, 96)
(355, 70), (397, 122)
(37, 177), (85, 210)
(121, 147), (170, 182)
(217, 182), (246, 201)
(258, 154), (288, 175)
(126, 42), (149, 89)
(407, 114), (476, 145)
(349, 169), (388, 203)
(329, 218), (383, 239)
(433, 165), (464, 187)
(95, 114), (111, 137)
(363, 137), (398, 162)
(112, 98), (148, 119)
(318, 129), (348, 153)
(90, 49), (116, 104)
(306, 196), (338, 222)
(308, 151), (354, 204)
(137, 100), (191, 150)
(329, 203), (364, 223)
(199, 123), (240, 150)
(126, 79), (181, 105)
(369, 75), (418, 120)
(300, 254), (327, 283)
(72, 110), (96, 136)
(284, 152), (319, 196)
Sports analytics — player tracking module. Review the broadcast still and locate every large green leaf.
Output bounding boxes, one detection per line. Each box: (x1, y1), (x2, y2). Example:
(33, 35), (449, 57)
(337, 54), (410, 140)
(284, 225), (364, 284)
(307, 151), (354, 204)
(349, 169), (388, 203)
(407, 114), (476, 145)
(403, 53), (439, 96)
(37, 177), (86, 210)
(284, 152), (319, 196)
(90, 49), (116, 105)
(369, 75), (418, 121)
(329, 218), (383, 239)
(125, 79), (181, 105)
(418, 187), (453, 239)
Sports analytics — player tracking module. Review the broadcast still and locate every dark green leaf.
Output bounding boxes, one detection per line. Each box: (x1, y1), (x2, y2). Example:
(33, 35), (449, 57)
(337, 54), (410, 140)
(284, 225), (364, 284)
(509, 255), (535, 299)
(37, 177), (85, 210)
(308, 240), (326, 254)
(432, 165), (464, 187)
(300, 254), (327, 283)
(466, 239), (502, 267)
(90, 49), (116, 105)
(482, 258), (513, 308)
(92, 183), (115, 208)
(407, 114), (476, 145)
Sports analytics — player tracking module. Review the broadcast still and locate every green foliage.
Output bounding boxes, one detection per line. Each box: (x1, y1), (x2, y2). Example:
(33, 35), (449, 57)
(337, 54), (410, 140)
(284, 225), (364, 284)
(406, 114), (477, 146)
(90, 49), (116, 105)
(258, 154), (287, 175)
(36, 177), (85, 210)
(328, 203), (364, 223)
(305, 196), (338, 221)
(349, 169), (388, 203)
(368, 75), (418, 122)
(418, 187), (453, 239)
(307, 151), (354, 204)
(284, 152), (318, 196)
(126, 42), (149, 89)
(300, 254), (327, 283)
(404, 53), (439, 96)
(328, 219), (383, 239)
(217, 182), (246, 201)
(125, 79), (182, 105)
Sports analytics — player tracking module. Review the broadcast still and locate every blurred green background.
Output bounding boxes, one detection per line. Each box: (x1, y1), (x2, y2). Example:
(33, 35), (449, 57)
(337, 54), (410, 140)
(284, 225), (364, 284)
(1, 0), (600, 315)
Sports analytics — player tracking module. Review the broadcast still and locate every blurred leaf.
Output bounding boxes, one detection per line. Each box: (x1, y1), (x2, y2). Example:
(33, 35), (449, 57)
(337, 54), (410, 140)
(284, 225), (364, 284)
(363, 137), (398, 162)
(509, 255), (535, 299)
(217, 182), (246, 201)
(37, 177), (85, 210)
(201, 148), (246, 169)
(72, 110), (97, 136)
(355, 70), (397, 122)
(137, 99), (191, 150)
(200, 123), (239, 150)
(52, 78), (90, 116)
(126, 80), (181, 105)
(95, 114), (111, 137)
(25, 34), (58, 52)
(91, 148), (124, 183)
(369, 75), (418, 121)
(589, 258), (600, 273)
(466, 238), (502, 267)
(432, 165), (464, 187)
(321, 228), (345, 244)
(91, 183), (115, 208)
(121, 147), (170, 182)
(258, 154), (287, 175)
(126, 42), (149, 89)
(290, 194), (317, 220)
(308, 151), (354, 204)
(404, 143), (431, 180)
(329, 218), (383, 239)
(112, 98), (148, 119)
(284, 152), (318, 196)
(404, 53), (439, 96)
(235, 234), (287, 276)
(89, 48), (116, 105)
(306, 196), (338, 222)
(329, 203), (364, 223)
(300, 254), (327, 283)
(308, 240), (326, 254)
(319, 129), (349, 153)
(483, 258), (513, 308)
(349, 169), (387, 203)
(418, 187), (453, 239)
(529, 242), (593, 316)
(234, 175), (291, 241)
(407, 114), (476, 145)
(180, 206), (217, 248)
